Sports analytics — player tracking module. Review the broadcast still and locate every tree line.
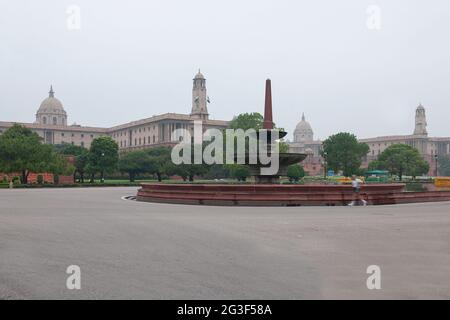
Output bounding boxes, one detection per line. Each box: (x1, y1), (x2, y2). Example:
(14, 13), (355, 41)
(0, 115), (436, 184)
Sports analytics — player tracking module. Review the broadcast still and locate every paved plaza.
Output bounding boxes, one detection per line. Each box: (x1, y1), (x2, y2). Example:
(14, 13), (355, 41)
(0, 187), (449, 299)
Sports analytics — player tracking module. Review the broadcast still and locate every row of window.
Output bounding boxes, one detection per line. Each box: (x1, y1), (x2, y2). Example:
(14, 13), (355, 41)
(119, 135), (157, 148)
(60, 141), (86, 147)
(42, 116), (64, 125)
(60, 132), (94, 138)
(112, 125), (157, 138)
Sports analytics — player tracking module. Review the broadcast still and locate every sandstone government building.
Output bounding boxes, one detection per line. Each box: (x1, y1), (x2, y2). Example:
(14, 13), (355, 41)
(1, 71), (449, 176)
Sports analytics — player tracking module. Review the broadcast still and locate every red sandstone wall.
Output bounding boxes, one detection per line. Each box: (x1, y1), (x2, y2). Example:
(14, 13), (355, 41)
(0, 172), (74, 184)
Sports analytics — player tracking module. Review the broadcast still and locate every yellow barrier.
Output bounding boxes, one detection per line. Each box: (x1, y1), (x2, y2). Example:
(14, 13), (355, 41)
(336, 177), (365, 184)
(434, 177), (450, 187)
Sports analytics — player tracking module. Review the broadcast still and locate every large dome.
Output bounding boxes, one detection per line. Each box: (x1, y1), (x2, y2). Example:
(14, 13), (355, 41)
(35, 86), (67, 126)
(38, 97), (65, 114)
(295, 117), (312, 131)
(294, 113), (314, 143)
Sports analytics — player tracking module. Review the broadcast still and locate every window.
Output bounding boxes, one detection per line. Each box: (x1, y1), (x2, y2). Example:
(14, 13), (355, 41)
(81, 141), (84, 147)
(72, 133), (74, 137)
(43, 117), (47, 124)
(81, 134), (84, 138)
(135, 138), (137, 145)
(90, 134), (94, 138)
(61, 133), (65, 137)
(153, 135), (155, 143)
(139, 138), (141, 145)
(53, 117), (57, 125)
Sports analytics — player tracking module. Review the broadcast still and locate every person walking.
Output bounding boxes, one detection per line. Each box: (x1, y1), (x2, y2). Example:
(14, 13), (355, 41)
(349, 175), (367, 206)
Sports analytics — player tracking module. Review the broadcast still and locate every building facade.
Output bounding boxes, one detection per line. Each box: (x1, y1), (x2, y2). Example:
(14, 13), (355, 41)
(0, 71), (229, 151)
(288, 113), (323, 176)
(289, 105), (450, 176)
(359, 104), (450, 176)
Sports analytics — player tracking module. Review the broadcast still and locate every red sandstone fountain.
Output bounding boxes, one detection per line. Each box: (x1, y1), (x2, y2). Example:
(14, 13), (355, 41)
(137, 79), (408, 206)
(237, 79), (307, 183)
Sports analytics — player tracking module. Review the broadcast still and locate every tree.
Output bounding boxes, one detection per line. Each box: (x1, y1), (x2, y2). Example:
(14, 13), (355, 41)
(438, 155), (450, 176)
(287, 164), (305, 182)
(54, 143), (89, 182)
(322, 132), (369, 177)
(368, 159), (386, 171)
(0, 124), (70, 184)
(228, 112), (287, 158)
(118, 150), (153, 182)
(88, 136), (119, 182)
(228, 164), (250, 182)
(377, 144), (429, 180)
(229, 112), (264, 131)
(146, 146), (172, 182)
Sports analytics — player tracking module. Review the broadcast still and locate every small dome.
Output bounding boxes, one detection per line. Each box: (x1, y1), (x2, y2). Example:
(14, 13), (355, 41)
(194, 69), (205, 79)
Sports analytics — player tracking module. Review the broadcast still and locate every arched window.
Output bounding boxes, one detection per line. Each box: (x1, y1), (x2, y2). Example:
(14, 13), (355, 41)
(43, 117), (47, 124)
(53, 117), (57, 125)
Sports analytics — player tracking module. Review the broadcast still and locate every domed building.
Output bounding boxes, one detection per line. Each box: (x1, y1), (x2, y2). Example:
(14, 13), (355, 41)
(289, 113), (322, 156)
(294, 113), (314, 143)
(0, 71), (228, 149)
(288, 113), (323, 176)
(36, 86), (67, 126)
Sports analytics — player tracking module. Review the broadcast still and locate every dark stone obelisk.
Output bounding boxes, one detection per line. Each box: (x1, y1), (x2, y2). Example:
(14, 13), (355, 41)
(263, 79), (274, 130)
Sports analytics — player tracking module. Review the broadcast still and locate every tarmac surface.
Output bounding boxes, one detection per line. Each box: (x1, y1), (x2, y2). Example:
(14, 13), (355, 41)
(0, 187), (449, 299)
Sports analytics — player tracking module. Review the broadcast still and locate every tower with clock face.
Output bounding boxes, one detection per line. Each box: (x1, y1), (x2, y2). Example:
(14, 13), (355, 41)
(190, 70), (209, 120)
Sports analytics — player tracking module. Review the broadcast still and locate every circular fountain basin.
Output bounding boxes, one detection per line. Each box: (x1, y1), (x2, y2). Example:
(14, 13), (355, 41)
(137, 183), (409, 206)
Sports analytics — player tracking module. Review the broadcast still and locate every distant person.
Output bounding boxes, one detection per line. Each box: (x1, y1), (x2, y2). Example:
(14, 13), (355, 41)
(349, 175), (367, 206)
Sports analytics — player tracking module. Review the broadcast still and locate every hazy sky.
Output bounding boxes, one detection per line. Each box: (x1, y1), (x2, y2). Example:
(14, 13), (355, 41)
(1, 0), (449, 140)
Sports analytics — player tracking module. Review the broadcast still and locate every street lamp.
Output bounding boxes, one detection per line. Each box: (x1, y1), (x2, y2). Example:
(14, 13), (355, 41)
(434, 154), (438, 177)
(101, 152), (105, 183)
(323, 151), (328, 180)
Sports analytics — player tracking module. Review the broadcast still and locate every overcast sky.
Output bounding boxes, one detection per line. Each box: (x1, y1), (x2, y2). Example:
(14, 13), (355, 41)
(1, 0), (449, 140)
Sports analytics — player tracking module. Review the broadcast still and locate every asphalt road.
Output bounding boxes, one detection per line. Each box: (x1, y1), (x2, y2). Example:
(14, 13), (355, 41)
(0, 187), (449, 299)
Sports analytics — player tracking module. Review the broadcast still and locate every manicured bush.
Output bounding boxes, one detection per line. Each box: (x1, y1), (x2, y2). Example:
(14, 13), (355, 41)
(287, 164), (305, 182)
(37, 175), (44, 184)
(53, 174), (60, 185)
(231, 165), (250, 182)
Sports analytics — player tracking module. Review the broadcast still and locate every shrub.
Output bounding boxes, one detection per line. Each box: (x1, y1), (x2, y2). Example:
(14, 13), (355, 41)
(37, 175), (44, 184)
(54, 174), (60, 185)
(287, 164), (305, 182)
(232, 165), (250, 182)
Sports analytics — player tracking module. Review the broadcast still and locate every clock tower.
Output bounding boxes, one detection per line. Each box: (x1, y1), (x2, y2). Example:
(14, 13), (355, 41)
(190, 70), (209, 120)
